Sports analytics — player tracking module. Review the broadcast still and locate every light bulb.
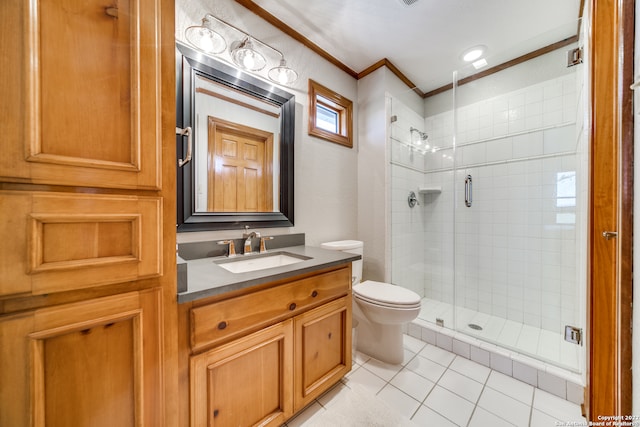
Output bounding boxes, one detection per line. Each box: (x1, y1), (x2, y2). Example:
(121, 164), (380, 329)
(242, 52), (256, 70)
(200, 32), (214, 52)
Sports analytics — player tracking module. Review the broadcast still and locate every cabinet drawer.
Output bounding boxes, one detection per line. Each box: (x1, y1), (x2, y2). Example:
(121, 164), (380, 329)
(191, 265), (350, 352)
(0, 191), (162, 297)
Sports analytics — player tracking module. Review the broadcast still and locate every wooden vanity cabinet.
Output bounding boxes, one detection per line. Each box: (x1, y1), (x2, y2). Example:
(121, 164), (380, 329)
(182, 265), (353, 427)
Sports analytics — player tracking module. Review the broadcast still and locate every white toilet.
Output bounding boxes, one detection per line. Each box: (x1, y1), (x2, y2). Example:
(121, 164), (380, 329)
(321, 240), (421, 364)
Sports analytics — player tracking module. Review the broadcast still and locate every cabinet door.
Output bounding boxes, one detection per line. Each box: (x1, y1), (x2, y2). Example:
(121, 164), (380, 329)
(0, 191), (162, 297)
(190, 320), (293, 427)
(0, 288), (164, 427)
(294, 295), (352, 410)
(1, 0), (161, 189)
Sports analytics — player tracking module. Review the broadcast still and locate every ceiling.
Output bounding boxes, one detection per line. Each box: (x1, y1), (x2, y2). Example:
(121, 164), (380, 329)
(248, 0), (581, 94)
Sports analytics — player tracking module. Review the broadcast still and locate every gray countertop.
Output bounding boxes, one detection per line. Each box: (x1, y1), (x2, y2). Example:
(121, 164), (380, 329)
(177, 245), (360, 303)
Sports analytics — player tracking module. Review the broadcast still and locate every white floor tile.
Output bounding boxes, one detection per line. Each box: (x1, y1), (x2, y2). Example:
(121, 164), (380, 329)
(405, 354), (448, 383)
(538, 329), (561, 362)
(416, 297), (579, 372)
(497, 320), (522, 347)
(317, 382), (351, 409)
(437, 369), (484, 404)
(482, 316), (507, 341)
(352, 350), (371, 367)
(424, 385), (475, 427)
(533, 388), (585, 422)
(362, 357), (404, 381)
(343, 366), (386, 395)
(403, 334), (427, 354)
(477, 387), (531, 427)
(449, 355), (491, 384)
(530, 408), (561, 427)
(516, 324), (540, 354)
(468, 407), (516, 427)
(560, 340), (579, 368)
(390, 368), (435, 401)
(411, 405), (458, 427)
(377, 384), (422, 420)
(285, 401), (325, 427)
(419, 344), (456, 367)
(486, 370), (534, 405)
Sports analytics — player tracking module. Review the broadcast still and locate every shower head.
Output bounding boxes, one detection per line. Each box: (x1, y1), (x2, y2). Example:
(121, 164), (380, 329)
(410, 127), (428, 141)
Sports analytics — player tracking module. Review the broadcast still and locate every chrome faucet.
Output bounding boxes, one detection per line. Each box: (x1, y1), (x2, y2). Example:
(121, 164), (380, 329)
(242, 226), (260, 255)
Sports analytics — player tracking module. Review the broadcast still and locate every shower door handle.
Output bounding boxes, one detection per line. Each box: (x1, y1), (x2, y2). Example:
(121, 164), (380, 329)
(465, 175), (472, 207)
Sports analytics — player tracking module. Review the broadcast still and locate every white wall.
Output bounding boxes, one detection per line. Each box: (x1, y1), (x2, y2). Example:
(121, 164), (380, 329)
(176, 0), (358, 247)
(357, 68), (424, 282)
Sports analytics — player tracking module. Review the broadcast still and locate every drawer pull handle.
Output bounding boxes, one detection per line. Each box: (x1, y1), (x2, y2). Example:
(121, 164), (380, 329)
(289, 303), (297, 311)
(311, 290), (318, 298)
(217, 321), (227, 330)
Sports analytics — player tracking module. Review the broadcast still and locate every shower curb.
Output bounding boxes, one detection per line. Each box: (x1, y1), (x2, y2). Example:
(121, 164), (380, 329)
(406, 318), (585, 406)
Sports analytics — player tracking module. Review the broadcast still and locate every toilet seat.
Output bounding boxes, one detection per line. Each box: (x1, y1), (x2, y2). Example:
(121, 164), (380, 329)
(354, 280), (421, 309)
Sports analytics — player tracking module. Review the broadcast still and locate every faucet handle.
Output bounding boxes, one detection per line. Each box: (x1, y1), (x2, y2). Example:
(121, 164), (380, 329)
(217, 240), (236, 257)
(259, 236), (274, 253)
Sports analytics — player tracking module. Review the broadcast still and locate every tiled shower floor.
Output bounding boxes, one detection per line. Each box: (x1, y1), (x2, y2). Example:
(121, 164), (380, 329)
(284, 334), (586, 427)
(419, 297), (580, 373)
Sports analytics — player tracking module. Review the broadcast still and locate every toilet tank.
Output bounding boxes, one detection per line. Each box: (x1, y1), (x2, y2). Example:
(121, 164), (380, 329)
(320, 240), (363, 285)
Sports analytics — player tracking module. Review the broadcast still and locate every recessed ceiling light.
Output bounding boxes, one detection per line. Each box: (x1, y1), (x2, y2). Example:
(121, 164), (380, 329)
(461, 45), (487, 62)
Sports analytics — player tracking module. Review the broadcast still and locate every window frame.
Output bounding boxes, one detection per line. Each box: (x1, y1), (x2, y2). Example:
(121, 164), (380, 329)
(308, 79), (353, 148)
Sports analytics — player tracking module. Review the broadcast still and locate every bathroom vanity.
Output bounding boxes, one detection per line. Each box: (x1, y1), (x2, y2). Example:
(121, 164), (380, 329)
(177, 237), (359, 426)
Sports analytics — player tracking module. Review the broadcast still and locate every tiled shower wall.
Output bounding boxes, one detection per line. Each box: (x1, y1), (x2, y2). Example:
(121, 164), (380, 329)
(390, 68), (586, 335)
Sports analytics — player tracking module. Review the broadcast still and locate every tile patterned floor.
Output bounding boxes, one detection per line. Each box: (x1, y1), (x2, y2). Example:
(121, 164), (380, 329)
(419, 297), (580, 372)
(283, 335), (586, 427)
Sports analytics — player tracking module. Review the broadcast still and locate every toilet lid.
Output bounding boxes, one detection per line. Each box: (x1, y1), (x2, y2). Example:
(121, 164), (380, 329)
(354, 281), (421, 308)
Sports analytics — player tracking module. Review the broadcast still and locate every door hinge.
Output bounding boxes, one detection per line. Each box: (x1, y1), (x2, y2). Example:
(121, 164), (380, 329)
(565, 325), (583, 345)
(567, 47), (583, 67)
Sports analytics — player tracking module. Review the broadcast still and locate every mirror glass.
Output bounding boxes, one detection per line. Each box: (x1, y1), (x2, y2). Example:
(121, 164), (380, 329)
(176, 42), (295, 232)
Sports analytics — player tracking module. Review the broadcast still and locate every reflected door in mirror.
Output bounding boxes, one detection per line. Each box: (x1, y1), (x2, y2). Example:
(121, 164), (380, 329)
(208, 118), (274, 212)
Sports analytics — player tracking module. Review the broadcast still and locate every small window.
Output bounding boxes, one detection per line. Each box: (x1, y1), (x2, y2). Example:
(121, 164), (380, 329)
(308, 79), (353, 148)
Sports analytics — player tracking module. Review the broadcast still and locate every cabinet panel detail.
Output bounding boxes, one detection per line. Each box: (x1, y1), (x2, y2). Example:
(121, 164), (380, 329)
(191, 266), (350, 352)
(0, 191), (162, 296)
(0, 288), (164, 427)
(294, 296), (352, 410)
(29, 214), (139, 272)
(190, 320), (293, 427)
(1, 0), (161, 189)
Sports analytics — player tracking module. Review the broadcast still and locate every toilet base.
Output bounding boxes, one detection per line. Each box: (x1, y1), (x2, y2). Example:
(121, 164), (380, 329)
(354, 315), (405, 365)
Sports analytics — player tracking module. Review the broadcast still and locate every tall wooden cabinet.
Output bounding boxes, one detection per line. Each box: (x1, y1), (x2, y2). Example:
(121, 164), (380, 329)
(0, 0), (177, 425)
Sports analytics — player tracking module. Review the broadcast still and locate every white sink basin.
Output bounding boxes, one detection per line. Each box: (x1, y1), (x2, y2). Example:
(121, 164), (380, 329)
(215, 252), (310, 274)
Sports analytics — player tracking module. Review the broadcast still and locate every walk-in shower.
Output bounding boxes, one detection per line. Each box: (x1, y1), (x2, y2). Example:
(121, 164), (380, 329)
(389, 20), (587, 384)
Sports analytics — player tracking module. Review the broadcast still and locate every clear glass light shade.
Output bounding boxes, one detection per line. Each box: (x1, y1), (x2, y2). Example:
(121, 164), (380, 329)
(268, 59), (298, 85)
(231, 39), (267, 71)
(185, 25), (226, 54)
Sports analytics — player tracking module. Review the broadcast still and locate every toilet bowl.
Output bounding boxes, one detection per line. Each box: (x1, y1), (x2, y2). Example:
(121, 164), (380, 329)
(320, 241), (421, 365)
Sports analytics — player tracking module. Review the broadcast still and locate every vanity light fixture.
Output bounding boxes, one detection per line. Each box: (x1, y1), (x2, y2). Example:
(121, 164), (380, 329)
(231, 37), (267, 71)
(185, 13), (298, 85)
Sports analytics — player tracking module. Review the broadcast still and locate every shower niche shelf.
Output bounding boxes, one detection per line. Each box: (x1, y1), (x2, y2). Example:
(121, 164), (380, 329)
(418, 186), (442, 195)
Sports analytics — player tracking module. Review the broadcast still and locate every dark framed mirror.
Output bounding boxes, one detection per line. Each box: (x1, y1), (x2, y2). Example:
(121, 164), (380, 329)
(176, 42), (294, 232)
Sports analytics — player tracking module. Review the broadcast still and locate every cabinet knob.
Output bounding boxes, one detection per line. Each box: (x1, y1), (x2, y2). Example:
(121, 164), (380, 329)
(213, 409), (219, 418)
(311, 290), (318, 298)
(289, 303), (297, 311)
(217, 321), (227, 330)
